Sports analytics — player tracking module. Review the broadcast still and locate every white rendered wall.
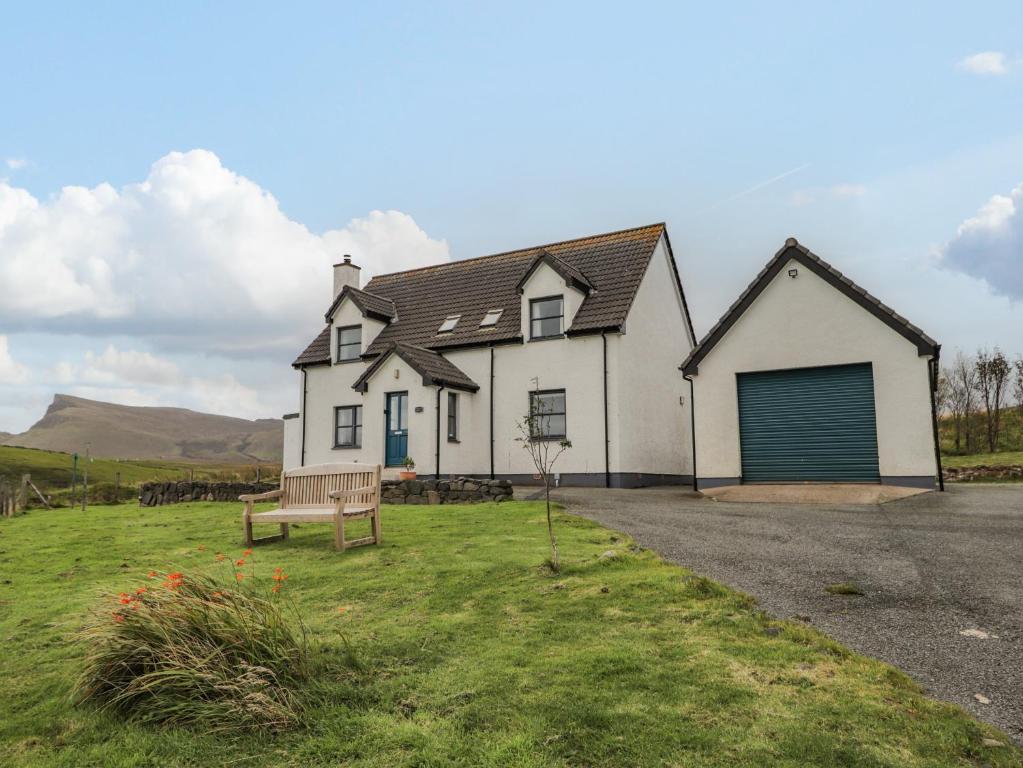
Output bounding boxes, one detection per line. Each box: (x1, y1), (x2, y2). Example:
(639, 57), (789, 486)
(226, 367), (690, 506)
(614, 237), (695, 476)
(282, 416), (302, 469)
(690, 257), (937, 483)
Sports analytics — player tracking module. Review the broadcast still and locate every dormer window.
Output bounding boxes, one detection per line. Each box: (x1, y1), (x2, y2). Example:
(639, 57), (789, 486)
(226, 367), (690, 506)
(438, 315), (461, 333)
(480, 309), (503, 327)
(529, 296), (564, 340)
(336, 325), (362, 362)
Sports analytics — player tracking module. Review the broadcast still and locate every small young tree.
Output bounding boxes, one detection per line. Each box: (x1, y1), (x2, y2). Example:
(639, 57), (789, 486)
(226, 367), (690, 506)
(975, 347), (1011, 453)
(515, 381), (572, 572)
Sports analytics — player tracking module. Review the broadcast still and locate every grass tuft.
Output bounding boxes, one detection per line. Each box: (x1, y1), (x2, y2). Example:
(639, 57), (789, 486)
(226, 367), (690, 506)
(74, 569), (309, 732)
(824, 582), (865, 596)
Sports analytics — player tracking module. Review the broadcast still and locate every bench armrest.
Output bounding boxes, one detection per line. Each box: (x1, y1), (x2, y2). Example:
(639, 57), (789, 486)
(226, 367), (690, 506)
(328, 485), (378, 500)
(239, 489), (284, 502)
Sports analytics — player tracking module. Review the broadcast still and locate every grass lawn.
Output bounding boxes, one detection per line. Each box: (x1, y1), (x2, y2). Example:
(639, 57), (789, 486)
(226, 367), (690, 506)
(943, 450), (1023, 468)
(1, 502), (1019, 767)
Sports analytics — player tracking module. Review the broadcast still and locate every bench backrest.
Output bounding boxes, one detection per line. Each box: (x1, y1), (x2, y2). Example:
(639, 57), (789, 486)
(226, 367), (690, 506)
(281, 462), (381, 509)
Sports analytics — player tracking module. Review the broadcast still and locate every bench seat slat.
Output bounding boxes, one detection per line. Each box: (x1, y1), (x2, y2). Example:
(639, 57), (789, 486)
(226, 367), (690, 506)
(251, 506), (373, 524)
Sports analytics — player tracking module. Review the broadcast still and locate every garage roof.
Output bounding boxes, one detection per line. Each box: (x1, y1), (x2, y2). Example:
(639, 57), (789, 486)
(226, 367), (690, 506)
(680, 238), (939, 376)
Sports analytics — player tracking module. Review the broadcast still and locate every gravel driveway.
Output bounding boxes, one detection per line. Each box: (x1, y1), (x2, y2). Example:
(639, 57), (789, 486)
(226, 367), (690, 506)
(550, 483), (1023, 743)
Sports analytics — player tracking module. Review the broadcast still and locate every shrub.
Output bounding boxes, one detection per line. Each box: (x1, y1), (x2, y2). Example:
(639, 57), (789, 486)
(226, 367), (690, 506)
(75, 561), (308, 732)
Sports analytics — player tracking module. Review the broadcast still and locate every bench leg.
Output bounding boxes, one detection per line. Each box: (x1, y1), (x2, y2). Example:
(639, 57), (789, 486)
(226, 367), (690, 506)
(334, 502), (346, 551)
(280, 522), (289, 540)
(242, 503), (254, 547)
(370, 506), (381, 545)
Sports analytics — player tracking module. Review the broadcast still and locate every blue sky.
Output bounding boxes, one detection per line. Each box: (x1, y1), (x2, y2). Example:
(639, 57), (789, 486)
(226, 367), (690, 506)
(1, 2), (1021, 432)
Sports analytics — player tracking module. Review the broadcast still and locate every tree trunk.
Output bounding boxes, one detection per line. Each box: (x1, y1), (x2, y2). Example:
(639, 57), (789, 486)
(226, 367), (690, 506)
(545, 484), (559, 571)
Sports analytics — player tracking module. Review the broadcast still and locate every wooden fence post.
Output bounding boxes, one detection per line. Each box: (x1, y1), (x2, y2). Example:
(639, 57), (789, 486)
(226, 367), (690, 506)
(115, 471), (121, 500)
(18, 475), (29, 514)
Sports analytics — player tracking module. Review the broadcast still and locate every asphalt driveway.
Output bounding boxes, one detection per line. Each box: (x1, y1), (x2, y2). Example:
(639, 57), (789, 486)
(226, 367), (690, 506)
(550, 483), (1023, 743)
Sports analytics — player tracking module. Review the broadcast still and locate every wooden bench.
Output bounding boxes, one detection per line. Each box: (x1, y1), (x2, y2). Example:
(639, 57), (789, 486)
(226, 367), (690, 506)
(240, 462), (382, 551)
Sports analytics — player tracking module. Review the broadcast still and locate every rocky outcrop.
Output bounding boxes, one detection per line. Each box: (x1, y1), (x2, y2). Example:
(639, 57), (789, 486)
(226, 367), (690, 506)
(381, 477), (513, 504)
(943, 465), (1023, 482)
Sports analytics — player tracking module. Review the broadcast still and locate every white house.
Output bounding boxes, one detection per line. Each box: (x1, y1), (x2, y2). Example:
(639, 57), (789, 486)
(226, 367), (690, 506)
(681, 238), (942, 490)
(284, 227), (942, 491)
(284, 223), (698, 486)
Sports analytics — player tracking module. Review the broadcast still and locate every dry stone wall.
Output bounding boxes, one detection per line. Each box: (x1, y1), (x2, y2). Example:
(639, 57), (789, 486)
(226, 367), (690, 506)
(381, 477), (513, 504)
(943, 464), (1023, 482)
(139, 481), (278, 506)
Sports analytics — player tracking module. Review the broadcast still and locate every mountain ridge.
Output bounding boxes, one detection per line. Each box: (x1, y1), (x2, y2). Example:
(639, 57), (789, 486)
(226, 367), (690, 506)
(2, 394), (283, 462)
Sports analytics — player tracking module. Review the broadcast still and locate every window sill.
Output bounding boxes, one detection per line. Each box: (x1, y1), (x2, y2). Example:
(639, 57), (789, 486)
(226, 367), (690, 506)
(527, 334), (565, 343)
(332, 445), (361, 450)
(528, 435), (568, 443)
(334, 358), (363, 365)
(447, 437), (460, 443)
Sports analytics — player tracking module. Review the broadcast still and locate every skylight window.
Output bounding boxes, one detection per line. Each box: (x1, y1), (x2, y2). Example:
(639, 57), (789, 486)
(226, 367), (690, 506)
(479, 309), (503, 327)
(438, 314), (461, 333)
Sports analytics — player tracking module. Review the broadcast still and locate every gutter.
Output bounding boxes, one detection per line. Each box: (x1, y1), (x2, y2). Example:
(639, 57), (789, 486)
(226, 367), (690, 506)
(928, 346), (945, 492)
(682, 372), (697, 491)
(489, 344), (495, 480)
(300, 368), (308, 467)
(435, 385), (445, 480)
(602, 332), (610, 488)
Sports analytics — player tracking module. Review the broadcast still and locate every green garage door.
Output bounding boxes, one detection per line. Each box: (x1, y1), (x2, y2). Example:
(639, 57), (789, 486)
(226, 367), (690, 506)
(737, 363), (880, 483)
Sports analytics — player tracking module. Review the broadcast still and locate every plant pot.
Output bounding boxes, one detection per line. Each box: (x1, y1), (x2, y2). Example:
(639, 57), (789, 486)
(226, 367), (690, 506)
(399, 471), (417, 481)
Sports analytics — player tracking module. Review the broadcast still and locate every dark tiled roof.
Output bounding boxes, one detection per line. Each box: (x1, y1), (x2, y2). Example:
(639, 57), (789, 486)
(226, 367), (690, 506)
(324, 285), (396, 323)
(516, 249), (594, 294)
(352, 343), (480, 393)
(294, 325), (331, 366)
(294, 223), (672, 366)
(680, 238), (939, 376)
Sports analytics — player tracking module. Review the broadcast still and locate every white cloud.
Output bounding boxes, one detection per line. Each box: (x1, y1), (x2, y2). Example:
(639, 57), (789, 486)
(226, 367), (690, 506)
(941, 183), (1023, 299)
(957, 51), (1008, 76)
(0, 335), (29, 384)
(4, 157), (28, 170)
(53, 344), (268, 420)
(0, 149), (450, 355)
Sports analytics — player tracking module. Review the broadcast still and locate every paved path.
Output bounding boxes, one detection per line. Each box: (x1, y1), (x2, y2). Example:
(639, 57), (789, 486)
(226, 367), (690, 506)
(550, 484), (1023, 743)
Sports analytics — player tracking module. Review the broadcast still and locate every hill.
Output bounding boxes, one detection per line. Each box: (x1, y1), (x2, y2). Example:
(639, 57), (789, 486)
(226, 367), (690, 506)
(2, 394), (283, 462)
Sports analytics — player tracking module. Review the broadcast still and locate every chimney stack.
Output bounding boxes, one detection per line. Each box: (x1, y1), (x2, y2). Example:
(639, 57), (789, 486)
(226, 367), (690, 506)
(333, 255), (361, 297)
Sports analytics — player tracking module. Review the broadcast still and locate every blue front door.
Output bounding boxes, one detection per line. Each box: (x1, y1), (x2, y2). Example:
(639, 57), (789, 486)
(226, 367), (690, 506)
(385, 392), (409, 467)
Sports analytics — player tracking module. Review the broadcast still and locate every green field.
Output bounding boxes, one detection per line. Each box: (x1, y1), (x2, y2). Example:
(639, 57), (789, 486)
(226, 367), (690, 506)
(943, 451), (1023, 468)
(0, 501), (1018, 767)
(0, 445), (280, 504)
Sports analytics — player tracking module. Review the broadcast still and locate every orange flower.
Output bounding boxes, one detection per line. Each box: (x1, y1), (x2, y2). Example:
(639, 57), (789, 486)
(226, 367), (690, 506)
(112, 612), (124, 623)
(243, 548), (253, 556)
(215, 553), (225, 562)
(130, 602), (139, 610)
(147, 570), (157, 578)
(271, 585), (281, 593)
(212, 591), (223, 599)
(337, 606), (349, 615)
(168, 572), (183, 581)
(235, 559), (246, 567)
(235, 572), (245, 582)
(273, 566), (283, 574)
(135, 587), (147, 595)
(119, 596), (132, 605)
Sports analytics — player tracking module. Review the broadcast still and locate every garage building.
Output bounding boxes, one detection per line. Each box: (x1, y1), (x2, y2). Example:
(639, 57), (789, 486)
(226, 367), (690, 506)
(681, 238), (942, 490)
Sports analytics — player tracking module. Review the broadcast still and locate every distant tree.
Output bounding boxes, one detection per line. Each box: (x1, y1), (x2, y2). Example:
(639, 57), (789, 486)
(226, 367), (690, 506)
(515, 379), (572, 572)
(946, 351), (977, 453)
(975, 347), (1011, 453)
(1014, 357), (1023, 423)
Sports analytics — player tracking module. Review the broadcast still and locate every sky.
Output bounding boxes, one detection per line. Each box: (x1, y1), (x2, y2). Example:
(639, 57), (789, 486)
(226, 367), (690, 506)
(1, 1), (1022, 433)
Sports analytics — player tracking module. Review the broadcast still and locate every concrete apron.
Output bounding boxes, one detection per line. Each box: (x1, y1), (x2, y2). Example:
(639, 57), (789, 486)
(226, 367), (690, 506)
(699, 483), (931, 505)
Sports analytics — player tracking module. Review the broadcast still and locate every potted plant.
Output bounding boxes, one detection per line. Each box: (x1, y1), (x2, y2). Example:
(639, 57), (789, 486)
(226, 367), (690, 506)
(399, 456), (417, 481)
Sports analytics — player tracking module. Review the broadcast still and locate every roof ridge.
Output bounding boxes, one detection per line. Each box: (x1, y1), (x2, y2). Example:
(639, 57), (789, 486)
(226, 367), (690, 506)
(367, 222), (665, 282)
